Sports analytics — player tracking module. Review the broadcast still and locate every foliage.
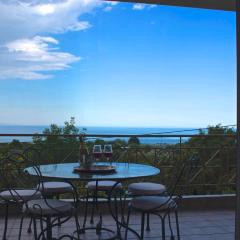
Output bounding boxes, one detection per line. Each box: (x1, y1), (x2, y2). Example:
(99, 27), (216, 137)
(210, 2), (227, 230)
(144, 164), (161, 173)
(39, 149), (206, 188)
(176, 124), (236, 194)
(32, 117), (81, 164)
(128, 136), (140, 145)
(187, 124), (235, 147)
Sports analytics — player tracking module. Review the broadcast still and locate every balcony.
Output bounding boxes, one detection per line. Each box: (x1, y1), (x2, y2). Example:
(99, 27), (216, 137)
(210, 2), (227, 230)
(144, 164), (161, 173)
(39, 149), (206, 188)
(0, 133), (236, 239)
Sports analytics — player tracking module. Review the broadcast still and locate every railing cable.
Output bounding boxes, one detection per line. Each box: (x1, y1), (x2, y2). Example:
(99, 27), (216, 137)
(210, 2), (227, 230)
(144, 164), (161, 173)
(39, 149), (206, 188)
(143, 124), (236, 136)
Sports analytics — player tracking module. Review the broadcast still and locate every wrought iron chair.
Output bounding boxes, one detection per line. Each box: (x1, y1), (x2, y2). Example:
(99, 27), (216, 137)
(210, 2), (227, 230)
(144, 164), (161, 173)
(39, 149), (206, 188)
(22, 178), (81, 240)
(0, 152), (42, 240)
(127, 182), (166, 231)
(125, 161), (190, 240)
(84, 180), (123, 226)
(1, 151), (81, 240)
(23, 146), (74, 197)
(23, 146), (74, 230)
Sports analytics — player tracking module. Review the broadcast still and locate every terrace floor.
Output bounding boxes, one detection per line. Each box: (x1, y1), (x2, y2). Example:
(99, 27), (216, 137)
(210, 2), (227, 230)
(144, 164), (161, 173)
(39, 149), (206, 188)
(0, 210), (235, 240)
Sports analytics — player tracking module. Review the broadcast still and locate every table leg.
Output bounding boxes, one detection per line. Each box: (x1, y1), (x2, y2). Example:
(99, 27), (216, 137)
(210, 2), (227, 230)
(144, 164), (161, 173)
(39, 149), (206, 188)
(74, 180), (116, 240)
(46, 217), (52, 240)
(108, 181), (142, 240)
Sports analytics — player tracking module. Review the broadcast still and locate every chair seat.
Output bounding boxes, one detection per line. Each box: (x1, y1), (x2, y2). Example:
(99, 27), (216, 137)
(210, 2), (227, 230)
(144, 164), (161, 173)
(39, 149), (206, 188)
(86, 181), (122, 191)
(128, 182), (166, 196)
(24, 199), (73, 216)
(38, 181), (73, 195)
(0, 189), (42, 202)
(130, 196), (177, 212)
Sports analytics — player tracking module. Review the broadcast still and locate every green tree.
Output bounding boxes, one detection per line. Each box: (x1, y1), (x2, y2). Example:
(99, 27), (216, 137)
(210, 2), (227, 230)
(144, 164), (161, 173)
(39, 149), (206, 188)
(181, 124), (236, 194)
(32, 117), (80, 164)
(128, 136), (140, 145)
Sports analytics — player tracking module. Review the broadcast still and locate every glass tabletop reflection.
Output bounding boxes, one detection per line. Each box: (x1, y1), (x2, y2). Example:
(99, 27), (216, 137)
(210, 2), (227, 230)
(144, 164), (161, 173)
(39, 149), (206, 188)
(26, 162), (160, 181)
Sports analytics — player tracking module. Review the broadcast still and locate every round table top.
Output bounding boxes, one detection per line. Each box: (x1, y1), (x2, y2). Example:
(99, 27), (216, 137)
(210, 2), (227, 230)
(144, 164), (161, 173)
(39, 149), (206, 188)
(26, 162), (160, 181)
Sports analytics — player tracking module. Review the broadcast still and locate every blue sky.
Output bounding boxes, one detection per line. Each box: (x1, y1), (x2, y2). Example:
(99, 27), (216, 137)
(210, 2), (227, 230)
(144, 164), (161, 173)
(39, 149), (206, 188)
(0, 1), (236, 127)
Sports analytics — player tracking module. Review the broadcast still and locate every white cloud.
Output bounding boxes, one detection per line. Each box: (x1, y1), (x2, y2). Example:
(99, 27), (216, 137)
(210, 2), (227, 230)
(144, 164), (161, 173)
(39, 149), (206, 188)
(107, 1), (118, 6)
(103, 6), (112, 11)
(132, 3), (145, 10)
(0, 0), (100, 44)
(149, 4), (157, 8)
(34, 3), (56, 15)
(0, 36), (80, 80)
(0, 0), (101, 80)
(132, 3), (157, 11)
(103, 1), (118, 11)
(66, 21), (92, 32)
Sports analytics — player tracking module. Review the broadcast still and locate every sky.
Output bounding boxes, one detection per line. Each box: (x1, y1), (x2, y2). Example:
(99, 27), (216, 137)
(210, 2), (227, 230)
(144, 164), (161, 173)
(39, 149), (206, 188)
(0, 0), (236, 128)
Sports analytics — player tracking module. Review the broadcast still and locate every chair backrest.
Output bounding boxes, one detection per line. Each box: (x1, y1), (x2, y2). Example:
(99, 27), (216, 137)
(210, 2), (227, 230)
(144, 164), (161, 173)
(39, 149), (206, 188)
(23, 146), (41, 164)
(23, 145), (56, 165)
(166, 150), (199, 195)
(167, 160), (188, 198)
(0, 152), (41, 203)
(23, 146), (79, 210)
(147, 160), (193, 212)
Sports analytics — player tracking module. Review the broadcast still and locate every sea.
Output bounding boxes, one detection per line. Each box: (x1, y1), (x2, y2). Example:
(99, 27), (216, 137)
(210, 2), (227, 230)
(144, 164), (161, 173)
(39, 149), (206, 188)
(0, 125), (199, 145)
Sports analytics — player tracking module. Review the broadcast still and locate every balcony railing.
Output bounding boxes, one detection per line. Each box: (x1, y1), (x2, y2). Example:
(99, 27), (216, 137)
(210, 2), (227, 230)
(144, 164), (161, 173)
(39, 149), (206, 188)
(0, 133), (236, 195)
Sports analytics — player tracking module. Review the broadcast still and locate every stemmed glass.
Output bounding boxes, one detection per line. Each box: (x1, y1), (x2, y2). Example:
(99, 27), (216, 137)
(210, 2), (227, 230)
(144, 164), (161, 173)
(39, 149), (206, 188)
(93, 145), (102, 162)
(103, 144), (113, 164)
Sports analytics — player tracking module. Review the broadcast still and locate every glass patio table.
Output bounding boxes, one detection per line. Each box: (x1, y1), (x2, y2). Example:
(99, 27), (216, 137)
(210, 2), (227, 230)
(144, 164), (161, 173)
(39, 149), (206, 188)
(26, 162), (160, 239)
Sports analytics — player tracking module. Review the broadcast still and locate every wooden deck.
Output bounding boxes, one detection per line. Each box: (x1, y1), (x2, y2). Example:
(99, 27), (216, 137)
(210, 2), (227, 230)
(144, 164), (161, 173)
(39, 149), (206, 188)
(0, 210), (234, 240)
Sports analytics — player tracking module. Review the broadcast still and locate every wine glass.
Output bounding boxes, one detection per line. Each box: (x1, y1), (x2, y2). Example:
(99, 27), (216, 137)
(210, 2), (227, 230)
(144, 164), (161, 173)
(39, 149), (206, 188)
(93, 145), (102, 162)
(103, 144), (113, 164)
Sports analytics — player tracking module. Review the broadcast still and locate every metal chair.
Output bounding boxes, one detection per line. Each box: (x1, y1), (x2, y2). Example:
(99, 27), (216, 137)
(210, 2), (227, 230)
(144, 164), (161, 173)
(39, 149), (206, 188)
(23, 147), (74, 197)
(0, 152), (42, 240)
(83, 180), (123, 226)
(127, 182), (166, 231)
(0, 151), (81, 240)
(22, 179), (81, 240)
(125, 162), (189, 240)
(23, 146), (74, 230)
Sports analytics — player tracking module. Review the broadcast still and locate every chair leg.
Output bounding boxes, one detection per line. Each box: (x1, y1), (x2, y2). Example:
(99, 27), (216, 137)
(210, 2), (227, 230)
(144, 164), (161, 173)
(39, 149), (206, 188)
(124, 207), (131, 240)
(40, 216), (46, 240)
(33, 218), (38, 240)
(146, 213), (150, 231)
(2, 204), (9, 240)
(56, 195), (61, 227)
(46, 217), (52, 240)
(74, 213), (81, 240)
(114, 194), (121, 236)
(27, 217), (32, 233)
(140, 213), (145, 239)
(18, 215), (24, 240)
(175, 210), (180, 240)
(82, 192), (89, 230)
(161, 217), (166, 240)
(90, 191), (97, 224)
(119, 192), (125, 225)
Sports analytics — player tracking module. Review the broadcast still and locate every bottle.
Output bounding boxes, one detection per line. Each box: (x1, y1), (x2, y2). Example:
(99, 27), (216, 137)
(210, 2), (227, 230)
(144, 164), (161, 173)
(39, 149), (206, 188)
(79, 138), (89, 167)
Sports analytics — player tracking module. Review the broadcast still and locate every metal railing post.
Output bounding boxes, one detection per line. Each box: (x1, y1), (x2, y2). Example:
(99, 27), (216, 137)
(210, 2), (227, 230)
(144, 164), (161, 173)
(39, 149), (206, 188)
(180, 136), (182, 163)
(236, 0), (240, 238)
